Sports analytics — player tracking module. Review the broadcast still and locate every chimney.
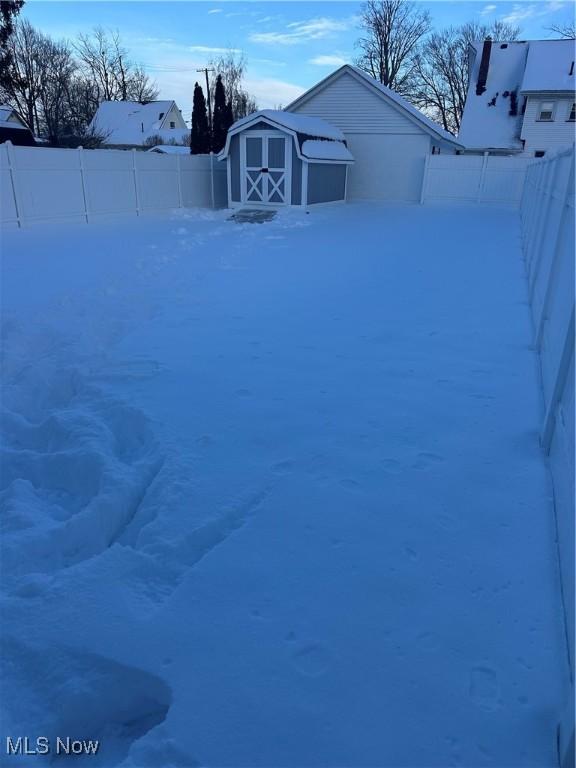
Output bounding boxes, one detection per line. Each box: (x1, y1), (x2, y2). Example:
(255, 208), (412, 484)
(476, 37), (492, 96)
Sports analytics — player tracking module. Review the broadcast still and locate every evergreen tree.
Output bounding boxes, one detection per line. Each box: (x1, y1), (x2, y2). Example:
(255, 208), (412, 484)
(224, 100), (234, 132)
(211, 73), (227, 153)
(191, 81), (210, 154)
(0, 0), (24, 90)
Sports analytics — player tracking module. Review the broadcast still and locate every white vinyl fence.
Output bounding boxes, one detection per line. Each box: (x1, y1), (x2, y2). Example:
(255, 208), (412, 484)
(521, 147), (575, 686)
(421, 154), (530, 207)
(0, 142), (227, 227)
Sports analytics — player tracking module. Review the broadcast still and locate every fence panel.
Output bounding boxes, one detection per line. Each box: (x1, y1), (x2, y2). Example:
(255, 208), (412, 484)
(422, 154), (530, 206)
(0, 143), (226, 227)
(520, 147), (575, 694)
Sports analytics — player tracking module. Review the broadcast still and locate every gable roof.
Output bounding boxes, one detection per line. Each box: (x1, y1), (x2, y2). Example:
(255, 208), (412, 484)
(0, 105), (28, 130)
(218, 110), (354, 164)
(458, 38), (576, 151)
(458, 41), (528, 151)
(521, 39), (576, 93)
(285, 64), (463, 147)
(89, 100), (189, 146)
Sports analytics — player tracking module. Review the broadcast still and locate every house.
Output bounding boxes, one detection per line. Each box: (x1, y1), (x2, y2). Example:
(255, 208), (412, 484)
(89, 100), (189, 148)
(285, 64), (463, 203)
(147, 145), (190, 155)
(219, 110), (354, 208)
(0, 105), (36, 146)
(458, 38), (576, 157)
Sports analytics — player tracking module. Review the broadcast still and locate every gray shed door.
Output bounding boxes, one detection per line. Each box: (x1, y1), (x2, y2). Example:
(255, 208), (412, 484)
(240, 132), (292, 205)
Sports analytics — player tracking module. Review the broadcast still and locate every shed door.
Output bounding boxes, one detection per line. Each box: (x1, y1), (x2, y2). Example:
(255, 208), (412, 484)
(241, 133), (291, 205)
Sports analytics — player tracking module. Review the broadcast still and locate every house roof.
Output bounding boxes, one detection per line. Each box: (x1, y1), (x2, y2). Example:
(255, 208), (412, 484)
(458, 39), (576, 151)
(521, 39), (576, 93)
(458, 41), (528, 151)
(89, 100), (189, 146)
(285, 64), (463, 147)
(147, 144), (190, 154)
(218, 110), (353, 163)
(0, 104), (28, 131)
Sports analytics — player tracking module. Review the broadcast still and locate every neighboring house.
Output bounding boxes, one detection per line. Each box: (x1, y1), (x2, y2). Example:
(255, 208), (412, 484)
(89, 100), (189, 148)
(218, 110), (354, 208)
(147, 145), (190, 154)
(458, 38), (576, 157)
(285, 64), (463, 203)
(0, 105), (36, 146)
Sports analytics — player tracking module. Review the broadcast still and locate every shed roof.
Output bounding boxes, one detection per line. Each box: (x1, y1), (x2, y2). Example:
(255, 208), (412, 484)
(229, 110), (345, 141)
(301, 139), (353, 162)
(0, 104), (28, 130)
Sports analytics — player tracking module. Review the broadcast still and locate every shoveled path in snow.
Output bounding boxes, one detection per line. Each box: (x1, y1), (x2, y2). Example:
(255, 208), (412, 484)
(1, 204), (568, 767)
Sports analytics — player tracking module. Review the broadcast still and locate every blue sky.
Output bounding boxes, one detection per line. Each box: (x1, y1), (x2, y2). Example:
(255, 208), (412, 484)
(23, 1), (575, 118)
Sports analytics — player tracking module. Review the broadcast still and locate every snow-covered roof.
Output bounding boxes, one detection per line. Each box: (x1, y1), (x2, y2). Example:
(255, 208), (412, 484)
(89, 100), (189, 146)
(521, 39), (576, 93)
(0, 105), (27, 130)
(229, 110), (345, 141)
(458, 41), (529, 151)
(301, 139), (353, 162)
(147, 144), (190, 154)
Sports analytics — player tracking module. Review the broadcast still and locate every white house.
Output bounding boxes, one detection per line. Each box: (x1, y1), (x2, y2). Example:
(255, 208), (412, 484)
(89, 100), (189, 148)
(285, 64), (463, 203)
(0, 105), (35, 146)
(458, 38), (576, 157)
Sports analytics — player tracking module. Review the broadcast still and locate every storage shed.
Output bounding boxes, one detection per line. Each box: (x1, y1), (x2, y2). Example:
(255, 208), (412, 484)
(219, 110), (354, 208)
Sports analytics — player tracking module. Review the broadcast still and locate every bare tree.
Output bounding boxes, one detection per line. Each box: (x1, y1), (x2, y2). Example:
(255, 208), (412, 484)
(412, 20), (521, 134)
(545, 22), (576, 39)
(0, 0), (24, 90)
(74, 27), (158, 104)
(208, 50), (257, 120)
(0, 19), (44, 132)
(355, 0), (431, 95)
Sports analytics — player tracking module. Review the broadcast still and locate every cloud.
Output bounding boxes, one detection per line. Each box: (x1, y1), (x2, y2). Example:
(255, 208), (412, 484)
(480, 4), (497, 16)
(501, 1), (565, 24)
(309, 54), (349, 66)
(188, 45), (241, 55)
(250, 16), (357, 46)
(207, 8), (222, 14)
(243, 77), (306, 108)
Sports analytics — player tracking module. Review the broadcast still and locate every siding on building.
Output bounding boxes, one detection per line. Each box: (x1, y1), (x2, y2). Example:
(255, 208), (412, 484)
(307, 164), (346, 204)
(291, 72), (421, 135)
(520, 95), (575, 155)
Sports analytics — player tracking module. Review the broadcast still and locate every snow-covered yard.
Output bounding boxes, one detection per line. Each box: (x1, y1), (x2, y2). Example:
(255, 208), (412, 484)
(1, 204), (568, 766)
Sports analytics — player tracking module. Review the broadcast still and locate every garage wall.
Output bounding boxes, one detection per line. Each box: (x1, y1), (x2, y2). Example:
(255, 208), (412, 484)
(344, 133), (430, 202)
(289, 71), (445, 203)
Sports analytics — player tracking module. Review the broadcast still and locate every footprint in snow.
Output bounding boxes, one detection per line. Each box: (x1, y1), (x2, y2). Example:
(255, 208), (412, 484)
(292, 644), (331, 677)
(412, 452), (445, 470)
(469, 666), (501, 710)
(272, 459), (295, 475)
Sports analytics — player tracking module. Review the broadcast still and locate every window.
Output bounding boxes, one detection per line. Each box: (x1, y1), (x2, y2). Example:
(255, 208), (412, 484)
(537, 101), (555, 121)
(159, 112), (165, 119)
(170, 121), (175, 128)
(535, 150), (546, 158)
(568, 102), (575, 121)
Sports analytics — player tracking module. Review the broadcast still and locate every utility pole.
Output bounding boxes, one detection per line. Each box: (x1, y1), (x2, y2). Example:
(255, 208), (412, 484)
(196, 67), (215, 130)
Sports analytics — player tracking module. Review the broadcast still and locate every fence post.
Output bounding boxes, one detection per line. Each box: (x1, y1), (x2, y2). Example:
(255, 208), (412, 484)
(476, 152), (489, 203)
(176, 153), (183, 208)
(5, 141), (22, 228)
(419, 153), (430, 205)
(78, 146), (89, 223)
(132, 148), (140, 216)
(210, 151), (215, 210)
